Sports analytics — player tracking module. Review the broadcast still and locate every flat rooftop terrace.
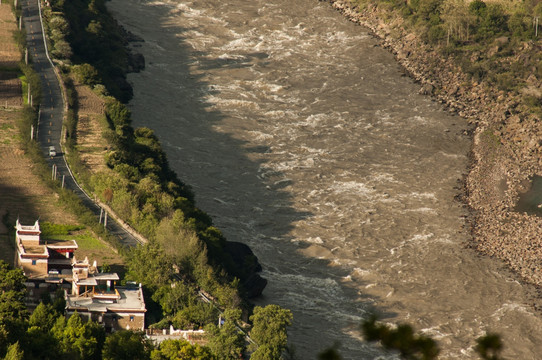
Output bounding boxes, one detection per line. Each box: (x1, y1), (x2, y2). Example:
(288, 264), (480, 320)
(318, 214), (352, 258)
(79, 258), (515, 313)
(66, 286), (145, 312)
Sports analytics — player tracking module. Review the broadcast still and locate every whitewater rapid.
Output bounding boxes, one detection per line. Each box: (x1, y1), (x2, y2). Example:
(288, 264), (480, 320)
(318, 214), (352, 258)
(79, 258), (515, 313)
(108, 0), (542, 358)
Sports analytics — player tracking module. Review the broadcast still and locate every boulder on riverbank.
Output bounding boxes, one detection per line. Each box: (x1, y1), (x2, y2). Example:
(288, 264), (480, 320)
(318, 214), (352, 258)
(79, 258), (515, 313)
(224, 241), (267, 298)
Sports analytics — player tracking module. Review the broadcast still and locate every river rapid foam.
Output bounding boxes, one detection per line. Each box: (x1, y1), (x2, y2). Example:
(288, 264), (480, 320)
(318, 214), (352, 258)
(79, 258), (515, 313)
(108, 0), (542, 358)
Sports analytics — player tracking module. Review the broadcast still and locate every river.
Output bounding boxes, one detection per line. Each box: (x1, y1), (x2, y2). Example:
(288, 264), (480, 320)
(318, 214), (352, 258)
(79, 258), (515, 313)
(107, 0), (542, 358)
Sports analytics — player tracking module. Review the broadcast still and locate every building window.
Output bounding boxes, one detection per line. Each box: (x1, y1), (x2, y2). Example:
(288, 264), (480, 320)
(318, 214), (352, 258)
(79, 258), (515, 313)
(32, 260), (36, 265)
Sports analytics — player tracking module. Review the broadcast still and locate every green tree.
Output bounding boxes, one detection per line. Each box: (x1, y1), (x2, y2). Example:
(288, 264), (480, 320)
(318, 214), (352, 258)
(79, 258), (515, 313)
(102, 330), (151, 360)
(3, 342), (23, 360)
(126, 243), (174, 292)
(152, 282), (196, 317)
(150, 339), (215, 360)
(72, 64), (100, 86)
(48, 15), (70, 34)
(205, 309), (245, 359)
(415, 0), (443, 20)
(0, 262), (26, 294)
(249, 305), (292, 360)
(172, 302), (218, 330)
(29, 302), (59, 331)
(0, 262), (28, 356)
(105, 98), (131, 128)
(54, 312), (104, 360)
(477, 3), (508, 38)
(25, 325), (61, 359)
(24, 302), (63, 359)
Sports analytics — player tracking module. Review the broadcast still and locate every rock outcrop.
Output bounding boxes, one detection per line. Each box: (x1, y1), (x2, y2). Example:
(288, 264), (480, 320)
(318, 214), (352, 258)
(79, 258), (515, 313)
(224, 241), (267, 298)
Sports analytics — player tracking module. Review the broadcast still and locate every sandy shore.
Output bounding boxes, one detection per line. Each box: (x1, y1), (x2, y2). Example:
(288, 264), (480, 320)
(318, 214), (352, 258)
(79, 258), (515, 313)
(327, 0), (542, 296)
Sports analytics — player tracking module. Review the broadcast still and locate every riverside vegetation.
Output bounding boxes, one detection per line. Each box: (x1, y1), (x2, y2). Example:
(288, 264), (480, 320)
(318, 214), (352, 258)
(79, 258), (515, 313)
(0, 0), (295, 358)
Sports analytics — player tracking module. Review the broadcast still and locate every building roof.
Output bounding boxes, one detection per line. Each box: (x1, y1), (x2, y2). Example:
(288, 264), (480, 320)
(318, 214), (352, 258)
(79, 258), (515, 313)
(93, 273), (120, 281)
(16, 219), (40, 233)
(66, 286), (146, 313)
(21, 245), (48, 255)
(76, 278), (98, 286)
(45, 239), (78, 250)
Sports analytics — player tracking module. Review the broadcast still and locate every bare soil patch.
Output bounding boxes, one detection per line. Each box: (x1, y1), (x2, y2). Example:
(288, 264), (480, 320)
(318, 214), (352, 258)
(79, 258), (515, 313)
(77, 81), (105, 115)
(75, 80), (108, 172)
(0, 111), (79, 224)
(0, 72), (22, 108)
(0, 4), (20, 69)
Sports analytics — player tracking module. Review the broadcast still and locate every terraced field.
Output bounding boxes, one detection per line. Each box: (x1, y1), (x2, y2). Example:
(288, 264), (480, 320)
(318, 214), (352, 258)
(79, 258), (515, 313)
(0, 3), (22, 109)
(75, 80), (108, 172)
(0, 4), (19, 69)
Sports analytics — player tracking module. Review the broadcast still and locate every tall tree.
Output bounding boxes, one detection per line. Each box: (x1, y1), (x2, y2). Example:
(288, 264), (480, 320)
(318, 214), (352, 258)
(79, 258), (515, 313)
(249, 305), (292, 360)
(54, 312), (104, 360)
(102, 330), (151, 360)
(150, 339), (215, 360)
(0, 261), (28, 357)
(3, 342), (23, 360)
(205, 309), (245, 359)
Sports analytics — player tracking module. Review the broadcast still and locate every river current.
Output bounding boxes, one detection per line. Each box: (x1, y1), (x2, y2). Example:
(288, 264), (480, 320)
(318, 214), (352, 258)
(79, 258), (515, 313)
(107, 0), (542, 358)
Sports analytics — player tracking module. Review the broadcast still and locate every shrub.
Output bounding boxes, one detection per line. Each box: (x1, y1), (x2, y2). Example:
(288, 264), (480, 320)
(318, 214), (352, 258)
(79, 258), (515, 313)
(72, 63), (100, 86)
(477, 3), (508, 39)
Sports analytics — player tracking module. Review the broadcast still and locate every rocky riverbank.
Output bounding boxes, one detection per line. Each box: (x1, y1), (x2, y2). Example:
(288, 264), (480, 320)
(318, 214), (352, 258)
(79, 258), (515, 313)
(327, 0), (542, 294)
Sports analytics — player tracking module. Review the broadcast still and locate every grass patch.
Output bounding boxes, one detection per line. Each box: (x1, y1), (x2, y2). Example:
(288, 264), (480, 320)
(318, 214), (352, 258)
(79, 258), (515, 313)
(43, 229), (107, 252)
(480, 128), (502, 149)
(19, 73), (28, 104)
(0, 123), (14, 130)
(46, 231), (105, 251)
(41, 221), (85, 236)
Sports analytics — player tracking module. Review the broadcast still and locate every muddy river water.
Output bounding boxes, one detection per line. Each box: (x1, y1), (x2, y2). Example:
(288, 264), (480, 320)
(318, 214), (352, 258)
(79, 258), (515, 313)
(108, 0), (542, 358)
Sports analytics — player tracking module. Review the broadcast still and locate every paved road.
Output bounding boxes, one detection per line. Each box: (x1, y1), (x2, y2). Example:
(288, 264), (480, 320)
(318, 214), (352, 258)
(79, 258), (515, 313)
(22, 0), (141, 247)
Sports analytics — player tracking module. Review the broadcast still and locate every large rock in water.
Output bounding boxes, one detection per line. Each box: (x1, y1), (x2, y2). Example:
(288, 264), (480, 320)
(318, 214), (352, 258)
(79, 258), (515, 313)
(243, 273), (268, 299)
(224, 241), (267, 298)
(128, 52), (145, 73)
